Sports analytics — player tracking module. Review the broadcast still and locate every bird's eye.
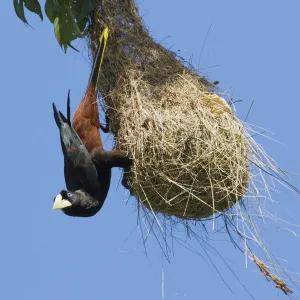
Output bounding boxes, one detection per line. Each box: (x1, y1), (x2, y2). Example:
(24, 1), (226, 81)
(67, 192), (73, 197)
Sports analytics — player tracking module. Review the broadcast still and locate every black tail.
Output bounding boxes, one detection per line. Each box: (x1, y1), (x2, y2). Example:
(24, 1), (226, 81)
(53, 103), (64, 129)
(53, 102), (83, 151)
(53, 89), (71, 128)
(53, 102), (100, 191)
(67, 89), (71, 125)
(87, 27), (108, 91)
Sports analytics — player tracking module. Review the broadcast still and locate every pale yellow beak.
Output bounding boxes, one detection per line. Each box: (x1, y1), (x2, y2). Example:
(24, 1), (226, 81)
(53, 194), (72, 210)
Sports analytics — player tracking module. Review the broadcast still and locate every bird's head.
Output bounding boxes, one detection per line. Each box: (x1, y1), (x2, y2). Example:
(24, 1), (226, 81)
(53, 190), (101, 217)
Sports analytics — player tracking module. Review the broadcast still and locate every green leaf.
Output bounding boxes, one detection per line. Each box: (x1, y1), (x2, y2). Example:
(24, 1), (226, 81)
(45, 0), (60, 23)
(24, 0), (43, 21)
(14, 0), (28, 24)
(67, 43), (79, 53)
(54, 16), (62, 45)
(77, 16), (88, 32)
(54, 11), (82, 52)
(66, 7), (84, 38)
(37, 0), (97, 52)
(72, 0), (98, 21)
(54, 0), (64, 9)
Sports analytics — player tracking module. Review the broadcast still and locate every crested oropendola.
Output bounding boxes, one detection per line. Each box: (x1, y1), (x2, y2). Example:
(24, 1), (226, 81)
(52, 28), (131, 217)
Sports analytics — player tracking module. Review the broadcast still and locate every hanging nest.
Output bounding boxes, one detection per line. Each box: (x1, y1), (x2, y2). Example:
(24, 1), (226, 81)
(107, 72), (249, 219)
(86, 0), (298, 294)
(88, 0), (249, 219)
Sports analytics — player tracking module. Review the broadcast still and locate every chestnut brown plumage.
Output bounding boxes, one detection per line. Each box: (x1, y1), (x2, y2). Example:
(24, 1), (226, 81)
(52, 28), (131, 217)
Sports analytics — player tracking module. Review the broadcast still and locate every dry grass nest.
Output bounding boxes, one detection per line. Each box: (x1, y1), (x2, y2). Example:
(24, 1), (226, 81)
(88, 0), (251, 219)
(86, 0), (299, 293)
(107, 71), (249, 219)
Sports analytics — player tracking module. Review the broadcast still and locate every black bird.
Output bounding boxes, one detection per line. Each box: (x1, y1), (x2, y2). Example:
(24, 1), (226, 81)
(52, 28), (131, 217)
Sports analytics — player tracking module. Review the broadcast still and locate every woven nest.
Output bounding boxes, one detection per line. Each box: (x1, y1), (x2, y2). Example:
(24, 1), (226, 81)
(85, 0), (298, 293)
(108, 72), (249, 219)
(87, 0), (249, 219)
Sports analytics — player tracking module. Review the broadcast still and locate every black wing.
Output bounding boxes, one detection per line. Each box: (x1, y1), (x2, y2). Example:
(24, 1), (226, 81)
(53, 102), (100, 192)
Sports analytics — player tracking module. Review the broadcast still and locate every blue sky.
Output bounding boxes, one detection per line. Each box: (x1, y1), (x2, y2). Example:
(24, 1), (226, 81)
(1, 1), (300, 299)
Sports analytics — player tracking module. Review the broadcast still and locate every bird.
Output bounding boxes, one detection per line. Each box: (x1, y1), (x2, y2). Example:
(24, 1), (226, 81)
(52, 27), (131, 217)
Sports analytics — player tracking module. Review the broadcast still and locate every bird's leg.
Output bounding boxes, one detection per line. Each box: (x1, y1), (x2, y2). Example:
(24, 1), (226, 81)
(100, 111), (110, 133)
(121, 166), (132, 191)
(100, 96), (113, 133)
(91, 148), (132, 168)
(91, 148), (133, 191)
